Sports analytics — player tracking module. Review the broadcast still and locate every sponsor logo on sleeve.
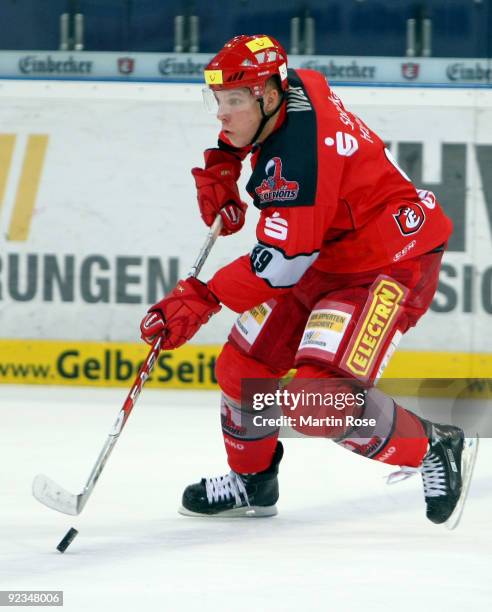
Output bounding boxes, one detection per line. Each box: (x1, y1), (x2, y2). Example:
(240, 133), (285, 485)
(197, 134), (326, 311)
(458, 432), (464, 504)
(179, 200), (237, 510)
(324, 132), (359, 157)
(264, 212), (288, 240)
(417, 189), (437, 210)
(393, 202), (426, 236)
(393, 240), (417, 262)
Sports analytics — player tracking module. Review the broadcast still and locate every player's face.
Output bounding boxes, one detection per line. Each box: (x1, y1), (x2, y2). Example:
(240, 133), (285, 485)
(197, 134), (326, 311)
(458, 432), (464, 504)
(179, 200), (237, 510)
(212, 88), (262, 147)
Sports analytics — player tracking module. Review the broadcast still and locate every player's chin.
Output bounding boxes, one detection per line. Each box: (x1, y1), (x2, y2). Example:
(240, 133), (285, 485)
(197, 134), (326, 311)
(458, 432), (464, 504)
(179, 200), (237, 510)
(226, 131), (248, 148)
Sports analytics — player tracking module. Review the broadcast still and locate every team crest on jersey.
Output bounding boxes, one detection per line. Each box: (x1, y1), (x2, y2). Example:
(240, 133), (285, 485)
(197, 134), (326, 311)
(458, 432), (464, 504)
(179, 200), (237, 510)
(255, 157), (299, 204)
(393, 202), (426, 235)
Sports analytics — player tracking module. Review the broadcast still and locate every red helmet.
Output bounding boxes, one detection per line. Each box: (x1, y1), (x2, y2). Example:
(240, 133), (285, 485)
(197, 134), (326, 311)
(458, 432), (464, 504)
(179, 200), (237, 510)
(204, 34), (288, 98)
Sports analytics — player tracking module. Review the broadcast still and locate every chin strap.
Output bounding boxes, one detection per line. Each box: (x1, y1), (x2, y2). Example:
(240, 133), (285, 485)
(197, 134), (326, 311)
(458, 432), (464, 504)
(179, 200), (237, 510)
(250, 94), (285, 146)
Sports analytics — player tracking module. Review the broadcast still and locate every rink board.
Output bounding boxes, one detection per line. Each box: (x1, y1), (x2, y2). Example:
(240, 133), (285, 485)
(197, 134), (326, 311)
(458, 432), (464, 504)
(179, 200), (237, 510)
(0, 339), (218, 389)
(0, 339), (491, 394)
(0, 80), (491, 386)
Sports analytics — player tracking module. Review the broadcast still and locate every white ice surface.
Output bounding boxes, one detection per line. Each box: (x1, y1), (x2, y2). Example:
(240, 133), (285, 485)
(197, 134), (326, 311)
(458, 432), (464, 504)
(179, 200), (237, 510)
(1, 385), (491, 611)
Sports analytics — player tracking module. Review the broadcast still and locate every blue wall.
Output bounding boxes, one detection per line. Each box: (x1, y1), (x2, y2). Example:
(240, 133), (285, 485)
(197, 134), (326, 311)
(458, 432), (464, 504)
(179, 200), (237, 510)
(0, 0), (490, 57)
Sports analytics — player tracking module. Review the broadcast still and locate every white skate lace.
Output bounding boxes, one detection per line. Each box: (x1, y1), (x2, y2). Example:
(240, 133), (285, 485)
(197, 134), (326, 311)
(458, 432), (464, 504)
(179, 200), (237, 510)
(420, 452), (447, 497)
(205, 471), (250, 507)
(386, 453), (447, 497)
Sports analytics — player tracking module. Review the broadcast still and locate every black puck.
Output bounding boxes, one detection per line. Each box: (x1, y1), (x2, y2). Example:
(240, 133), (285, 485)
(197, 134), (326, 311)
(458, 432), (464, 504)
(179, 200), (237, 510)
(56, 527), (78, 553)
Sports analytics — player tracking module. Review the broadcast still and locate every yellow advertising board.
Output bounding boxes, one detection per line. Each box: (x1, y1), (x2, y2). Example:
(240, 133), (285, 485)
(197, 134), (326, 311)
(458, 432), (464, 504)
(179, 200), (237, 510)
(0, 340), (219, 389)
(0, 340), (491, 395)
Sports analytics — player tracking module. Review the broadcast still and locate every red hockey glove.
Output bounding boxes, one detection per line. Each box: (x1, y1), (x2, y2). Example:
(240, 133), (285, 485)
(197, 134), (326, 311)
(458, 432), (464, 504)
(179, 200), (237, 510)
(191, 149), (246, 236)
(140, 277), (221, 350)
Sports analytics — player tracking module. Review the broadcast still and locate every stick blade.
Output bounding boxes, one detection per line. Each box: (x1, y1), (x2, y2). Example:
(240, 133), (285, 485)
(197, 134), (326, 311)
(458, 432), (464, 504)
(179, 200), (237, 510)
(32, 474), (81, 516)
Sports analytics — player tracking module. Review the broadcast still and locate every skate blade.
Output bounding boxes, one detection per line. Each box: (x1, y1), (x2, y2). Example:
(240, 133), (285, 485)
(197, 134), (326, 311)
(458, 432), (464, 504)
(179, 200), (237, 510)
(178, 504), (278, 518)
(445, 435), (479, 531)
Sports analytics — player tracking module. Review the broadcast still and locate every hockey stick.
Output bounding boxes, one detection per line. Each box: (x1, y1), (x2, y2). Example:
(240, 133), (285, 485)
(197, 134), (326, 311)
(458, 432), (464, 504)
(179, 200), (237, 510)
(32, 216), (223, 515)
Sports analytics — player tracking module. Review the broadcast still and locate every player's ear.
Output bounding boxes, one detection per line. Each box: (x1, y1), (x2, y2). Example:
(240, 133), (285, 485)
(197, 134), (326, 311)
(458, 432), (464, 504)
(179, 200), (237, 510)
(263, 85), (280, 114)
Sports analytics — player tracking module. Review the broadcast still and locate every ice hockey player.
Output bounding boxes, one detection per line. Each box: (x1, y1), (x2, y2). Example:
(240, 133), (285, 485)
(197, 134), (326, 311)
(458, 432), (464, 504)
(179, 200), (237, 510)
(140, 34), (477, 527)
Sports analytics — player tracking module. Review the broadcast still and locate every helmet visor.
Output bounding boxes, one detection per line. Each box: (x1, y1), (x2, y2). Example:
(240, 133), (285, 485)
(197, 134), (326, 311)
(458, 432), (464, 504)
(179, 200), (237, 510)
(202, 87), (258, 115)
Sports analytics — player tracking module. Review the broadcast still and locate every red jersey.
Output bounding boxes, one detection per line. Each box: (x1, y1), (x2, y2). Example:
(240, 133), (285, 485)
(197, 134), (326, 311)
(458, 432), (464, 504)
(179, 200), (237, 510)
(208, 69), (452, 313)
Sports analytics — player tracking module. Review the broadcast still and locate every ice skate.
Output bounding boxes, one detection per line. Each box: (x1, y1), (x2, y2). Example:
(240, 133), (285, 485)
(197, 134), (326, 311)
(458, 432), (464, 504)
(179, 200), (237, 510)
(179, 442), (283, 517)
(388, 422), (478, 529)
(421, 423), (478, 529)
